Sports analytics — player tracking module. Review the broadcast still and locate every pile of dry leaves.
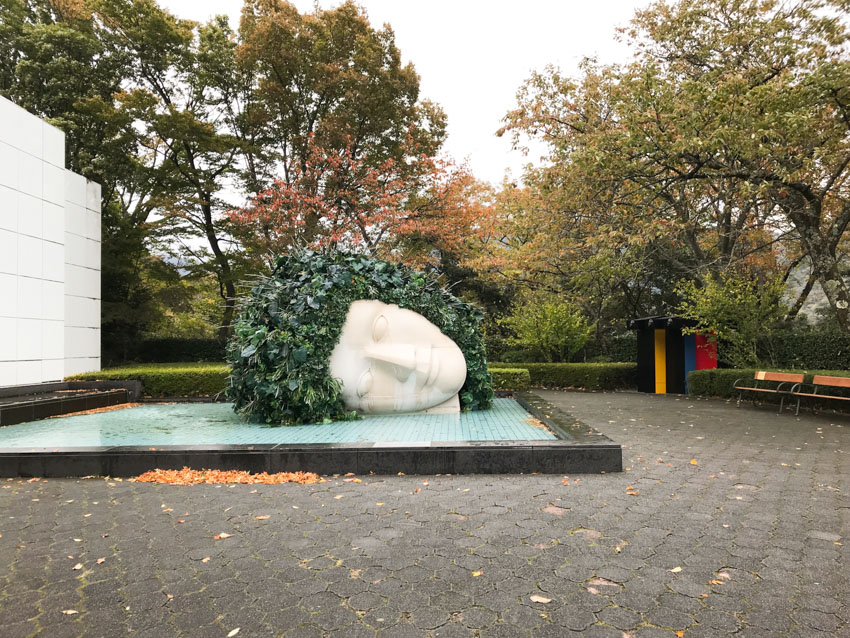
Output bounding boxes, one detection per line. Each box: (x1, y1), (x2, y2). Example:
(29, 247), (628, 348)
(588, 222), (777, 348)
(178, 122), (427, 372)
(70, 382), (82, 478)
(135, 467), (321, 485)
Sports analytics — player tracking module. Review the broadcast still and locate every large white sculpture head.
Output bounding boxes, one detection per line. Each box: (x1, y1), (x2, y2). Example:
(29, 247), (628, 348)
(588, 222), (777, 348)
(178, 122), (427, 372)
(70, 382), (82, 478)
(329, 300), (467, 414)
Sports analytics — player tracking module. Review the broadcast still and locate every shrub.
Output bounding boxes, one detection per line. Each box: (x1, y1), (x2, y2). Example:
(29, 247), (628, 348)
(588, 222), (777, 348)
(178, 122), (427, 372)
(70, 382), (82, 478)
(490, 362), (637, 391)
(227, 250), (494, 424)
(760, 331), (850, 370)
(68, 363), (228, 397)
(676, 272), (787, 368)
(500, 296), (591, 363)
(489, 368), (531, 392)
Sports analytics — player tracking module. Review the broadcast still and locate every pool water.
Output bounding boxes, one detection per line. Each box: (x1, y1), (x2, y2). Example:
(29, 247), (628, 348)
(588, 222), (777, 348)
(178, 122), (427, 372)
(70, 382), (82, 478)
(0, 398), (555, 448)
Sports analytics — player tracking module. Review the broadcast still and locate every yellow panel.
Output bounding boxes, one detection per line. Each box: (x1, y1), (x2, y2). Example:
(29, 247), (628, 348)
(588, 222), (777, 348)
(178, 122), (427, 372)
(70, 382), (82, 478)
(654, 329), (666, 394)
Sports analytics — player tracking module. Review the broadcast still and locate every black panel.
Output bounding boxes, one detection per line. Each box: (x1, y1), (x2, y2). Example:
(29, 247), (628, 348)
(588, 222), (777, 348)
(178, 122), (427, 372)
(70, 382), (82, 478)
(636, 328), (655, 393)
(665, 326), (687, 395)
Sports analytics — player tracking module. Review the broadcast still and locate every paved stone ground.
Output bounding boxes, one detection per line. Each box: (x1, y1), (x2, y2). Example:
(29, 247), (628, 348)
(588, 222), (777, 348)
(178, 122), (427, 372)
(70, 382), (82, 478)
(1, 390), (848, 638)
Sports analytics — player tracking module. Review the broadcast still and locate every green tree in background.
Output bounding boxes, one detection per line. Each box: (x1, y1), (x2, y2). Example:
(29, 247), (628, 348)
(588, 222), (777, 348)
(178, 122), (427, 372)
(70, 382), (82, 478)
(676, 271), (787, 368)
(500, 295), (592, 363)
(499, 0), (850, 332)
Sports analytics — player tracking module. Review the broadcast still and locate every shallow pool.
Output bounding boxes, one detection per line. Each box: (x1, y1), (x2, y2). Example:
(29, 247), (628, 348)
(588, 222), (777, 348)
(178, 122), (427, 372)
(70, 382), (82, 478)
(0, 398), (555, 448)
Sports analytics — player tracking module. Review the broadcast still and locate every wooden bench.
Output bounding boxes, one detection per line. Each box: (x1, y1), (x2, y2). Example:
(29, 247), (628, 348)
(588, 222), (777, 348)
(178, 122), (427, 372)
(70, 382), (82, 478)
(733, 371), (804, 414)
(790, 375), (850, 416)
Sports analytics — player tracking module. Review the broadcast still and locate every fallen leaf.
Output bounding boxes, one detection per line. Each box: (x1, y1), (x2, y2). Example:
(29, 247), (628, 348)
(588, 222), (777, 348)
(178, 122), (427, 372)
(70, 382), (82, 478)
(254, 515), (270, 520)
(214, 532), (232, 540)
(471, 571), (483, 577)
(72, 563), (83, 571)
(669, 566), (682, 573)
(227, 629), (240, 637)
(529, 595), (551, 604)
(376, 502), (385, 507)
(135, 467), (320, 485)
(690, 459), (698, 465)
(201, 557), (211, 563)
(73, 538), (82, 542)
(708, 579), (723, 585)
(61, 610), (79, 615)
(677, 632), (684, 637)
(96, 558), (106, 565)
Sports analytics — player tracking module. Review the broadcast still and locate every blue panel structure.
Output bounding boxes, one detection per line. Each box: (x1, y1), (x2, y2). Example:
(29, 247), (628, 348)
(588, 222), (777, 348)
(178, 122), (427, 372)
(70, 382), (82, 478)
(0, 398), (555, 448)
(683, 333), (697, 393)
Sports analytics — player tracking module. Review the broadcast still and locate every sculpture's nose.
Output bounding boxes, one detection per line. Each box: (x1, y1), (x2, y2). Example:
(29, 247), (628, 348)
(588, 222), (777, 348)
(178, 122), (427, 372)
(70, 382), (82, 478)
(363, 344), (417, 370)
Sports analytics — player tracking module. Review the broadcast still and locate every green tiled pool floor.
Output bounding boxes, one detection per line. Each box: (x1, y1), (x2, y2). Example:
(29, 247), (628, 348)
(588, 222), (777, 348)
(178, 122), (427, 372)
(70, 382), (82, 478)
(0, 398), (555, 448)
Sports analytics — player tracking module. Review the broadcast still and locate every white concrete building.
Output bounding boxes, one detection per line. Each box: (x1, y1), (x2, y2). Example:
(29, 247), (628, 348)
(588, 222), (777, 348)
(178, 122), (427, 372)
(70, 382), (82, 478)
(0, 96), (101, 387)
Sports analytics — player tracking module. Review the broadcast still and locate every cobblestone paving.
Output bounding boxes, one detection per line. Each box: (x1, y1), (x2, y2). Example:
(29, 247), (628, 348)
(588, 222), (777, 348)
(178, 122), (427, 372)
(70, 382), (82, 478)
(1, 390), (848, 637)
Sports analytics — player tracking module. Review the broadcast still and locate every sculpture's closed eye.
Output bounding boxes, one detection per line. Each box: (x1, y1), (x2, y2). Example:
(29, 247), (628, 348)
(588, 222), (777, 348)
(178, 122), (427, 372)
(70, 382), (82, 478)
(372, 314), (388, 341)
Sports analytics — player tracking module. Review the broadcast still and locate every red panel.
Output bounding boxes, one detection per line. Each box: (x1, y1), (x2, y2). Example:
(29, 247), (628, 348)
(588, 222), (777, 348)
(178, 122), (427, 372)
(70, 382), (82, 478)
(695, 333), (717, 369)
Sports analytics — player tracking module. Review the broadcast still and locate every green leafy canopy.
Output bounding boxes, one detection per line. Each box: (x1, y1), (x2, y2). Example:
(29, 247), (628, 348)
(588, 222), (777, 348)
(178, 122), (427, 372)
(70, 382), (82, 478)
(226, 250), (494, 424)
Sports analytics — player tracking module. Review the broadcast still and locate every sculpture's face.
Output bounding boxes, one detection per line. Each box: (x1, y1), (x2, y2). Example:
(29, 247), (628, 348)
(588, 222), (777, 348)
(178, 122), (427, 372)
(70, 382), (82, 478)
(329, 300), (467, 414)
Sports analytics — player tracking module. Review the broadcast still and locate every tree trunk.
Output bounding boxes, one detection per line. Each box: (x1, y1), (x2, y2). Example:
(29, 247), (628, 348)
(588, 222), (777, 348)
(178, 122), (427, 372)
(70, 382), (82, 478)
(201, 198), (237, 343)
(796, 226), (850, 331)
(785, 269), (816, 321)
(783, 192), (850, 332)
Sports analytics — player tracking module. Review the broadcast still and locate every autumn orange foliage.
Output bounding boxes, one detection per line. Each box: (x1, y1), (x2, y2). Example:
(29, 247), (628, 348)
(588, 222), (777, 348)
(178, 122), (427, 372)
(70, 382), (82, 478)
(228, 136), (494, 267)
(135, 467), (321, 485)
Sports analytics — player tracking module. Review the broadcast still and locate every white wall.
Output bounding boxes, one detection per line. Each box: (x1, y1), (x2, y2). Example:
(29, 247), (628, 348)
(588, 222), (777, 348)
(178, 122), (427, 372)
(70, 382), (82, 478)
(0, 96), (101, 387)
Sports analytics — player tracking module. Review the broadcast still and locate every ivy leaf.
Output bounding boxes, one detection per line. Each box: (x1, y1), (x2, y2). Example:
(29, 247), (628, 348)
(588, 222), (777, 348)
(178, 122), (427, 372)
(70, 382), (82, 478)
(241, 345), (257, 358)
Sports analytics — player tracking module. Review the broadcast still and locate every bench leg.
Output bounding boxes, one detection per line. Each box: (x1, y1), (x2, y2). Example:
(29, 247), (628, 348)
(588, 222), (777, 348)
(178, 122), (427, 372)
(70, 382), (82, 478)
(779, 395), (785, 414)
(795, 396), (801, 417)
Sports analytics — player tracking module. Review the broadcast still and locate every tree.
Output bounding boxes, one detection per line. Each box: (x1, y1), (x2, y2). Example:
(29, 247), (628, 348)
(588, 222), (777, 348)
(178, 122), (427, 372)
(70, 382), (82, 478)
(676, 271), (787, 368)
(239, 0), (446, 181)
(500, 295), (592, 363)
(500, 0), (850, 330)
(229, 135), (494, 268)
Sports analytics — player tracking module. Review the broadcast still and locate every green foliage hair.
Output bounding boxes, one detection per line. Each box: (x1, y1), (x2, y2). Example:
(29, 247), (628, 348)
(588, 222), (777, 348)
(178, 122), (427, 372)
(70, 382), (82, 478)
(226, 250), (494, 424)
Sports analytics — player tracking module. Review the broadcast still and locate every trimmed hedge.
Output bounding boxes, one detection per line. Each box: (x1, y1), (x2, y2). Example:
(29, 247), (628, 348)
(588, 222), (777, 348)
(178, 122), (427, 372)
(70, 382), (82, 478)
(68, 363), (228, 397)
(490, 362), (637, 391)
(761, 331), (850, 370)
(688, 368), (850, 401)
(490, 368), (531, 392)
(135, 339), (225, 363)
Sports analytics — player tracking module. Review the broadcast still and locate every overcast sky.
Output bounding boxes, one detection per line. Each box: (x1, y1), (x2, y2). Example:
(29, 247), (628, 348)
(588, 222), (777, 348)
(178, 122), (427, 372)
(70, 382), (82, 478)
(159, 0), (650, 185)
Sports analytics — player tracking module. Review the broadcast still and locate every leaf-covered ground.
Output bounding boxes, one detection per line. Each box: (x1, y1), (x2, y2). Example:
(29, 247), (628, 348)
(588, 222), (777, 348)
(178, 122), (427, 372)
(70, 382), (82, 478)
(0, 389), (848, 637)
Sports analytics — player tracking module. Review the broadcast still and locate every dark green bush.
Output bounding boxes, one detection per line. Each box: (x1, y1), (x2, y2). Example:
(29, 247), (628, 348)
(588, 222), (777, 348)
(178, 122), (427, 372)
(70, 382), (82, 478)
(68, 363), (228, 397)
(227, 250), (494, 424)
(688, 368), (760, 398)
(760, 331), (850, 370)
(489, 368), (531, 392)
(134, 338), (225, 363)
(489, 362), (637, 390)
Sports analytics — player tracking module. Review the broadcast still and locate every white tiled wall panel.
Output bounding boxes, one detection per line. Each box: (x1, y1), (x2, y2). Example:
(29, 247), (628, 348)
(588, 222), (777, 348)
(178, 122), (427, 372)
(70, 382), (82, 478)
(0, 96), (101, 386)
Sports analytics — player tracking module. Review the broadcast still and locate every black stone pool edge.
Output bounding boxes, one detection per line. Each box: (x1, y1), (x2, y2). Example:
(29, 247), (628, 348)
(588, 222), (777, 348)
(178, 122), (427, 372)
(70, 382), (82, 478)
(0, 392), (622, 477)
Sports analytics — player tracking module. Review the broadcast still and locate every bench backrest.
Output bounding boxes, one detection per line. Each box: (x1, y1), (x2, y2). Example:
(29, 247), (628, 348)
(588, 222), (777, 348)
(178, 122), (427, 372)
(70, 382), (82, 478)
(812, 375), (850, 388)
(754, 371), (804, 383)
